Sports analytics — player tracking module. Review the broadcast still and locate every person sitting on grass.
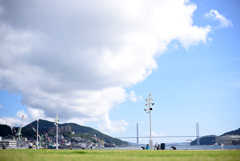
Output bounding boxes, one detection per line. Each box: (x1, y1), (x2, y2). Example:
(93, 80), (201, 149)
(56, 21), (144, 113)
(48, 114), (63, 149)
(171, 146), (176, 150)
(146, 144), (149, 150)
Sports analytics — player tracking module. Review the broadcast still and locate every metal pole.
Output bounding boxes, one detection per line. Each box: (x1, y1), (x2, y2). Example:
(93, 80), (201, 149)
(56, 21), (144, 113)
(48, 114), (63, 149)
(36, 119), (38, 149)
(149, 94), (153, 150)
(149, 109), (152, 147)
(56, 123), (58, 150)
(144, 93), (154, 150)
(55, 113), (59, 150)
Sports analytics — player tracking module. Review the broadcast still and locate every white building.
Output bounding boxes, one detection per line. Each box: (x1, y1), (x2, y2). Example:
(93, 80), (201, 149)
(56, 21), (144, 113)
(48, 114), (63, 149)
(0, 140), (17, 148)
(216, 135), (240, 145)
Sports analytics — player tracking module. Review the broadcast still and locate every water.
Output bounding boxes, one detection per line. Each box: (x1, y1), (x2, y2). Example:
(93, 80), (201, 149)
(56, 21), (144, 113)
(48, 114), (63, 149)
(3, 145), (240, 150)
(163, 145), (240, 150)
(92, 145), (240, 150)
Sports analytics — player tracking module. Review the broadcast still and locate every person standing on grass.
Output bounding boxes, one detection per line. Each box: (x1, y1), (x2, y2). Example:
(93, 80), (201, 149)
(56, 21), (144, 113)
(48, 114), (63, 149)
(146, 144), (149, 150)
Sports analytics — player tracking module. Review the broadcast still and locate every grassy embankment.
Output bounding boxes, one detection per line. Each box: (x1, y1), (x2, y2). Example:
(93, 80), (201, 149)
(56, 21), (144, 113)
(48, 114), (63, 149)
(0, 149), (240, 161)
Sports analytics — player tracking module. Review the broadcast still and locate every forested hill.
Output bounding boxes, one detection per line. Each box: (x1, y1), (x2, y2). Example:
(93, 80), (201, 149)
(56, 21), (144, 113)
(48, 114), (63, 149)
(23, 119), (111, 138)
(221, 128), (240, 136)
(23, 119), (127, 146)
(0, 119), (128, 146)
(191, 127), (240, 145)
(0, 124), (12, 137)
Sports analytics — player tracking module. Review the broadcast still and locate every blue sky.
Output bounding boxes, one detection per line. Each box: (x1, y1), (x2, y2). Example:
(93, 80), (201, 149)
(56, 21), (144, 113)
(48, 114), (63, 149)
(0, 0), (239, 144)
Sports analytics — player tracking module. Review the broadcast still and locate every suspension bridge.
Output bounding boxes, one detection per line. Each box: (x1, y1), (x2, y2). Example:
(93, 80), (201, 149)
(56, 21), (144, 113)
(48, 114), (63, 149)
(116, 135), (201, 139)
(116, 123), (201, 146)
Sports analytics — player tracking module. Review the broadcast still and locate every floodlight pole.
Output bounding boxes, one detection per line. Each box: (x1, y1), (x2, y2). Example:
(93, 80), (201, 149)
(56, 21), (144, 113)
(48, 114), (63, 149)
(149, 99), (152, 149)
(55, 113), (59, 150)
(145, 93), (154, 150)
(37, 119), (39, 149)
(148, 94), (153, 150)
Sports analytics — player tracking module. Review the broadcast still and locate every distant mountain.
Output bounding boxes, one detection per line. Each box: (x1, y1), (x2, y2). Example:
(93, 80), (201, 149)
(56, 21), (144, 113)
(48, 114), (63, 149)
(191, 128), (240, 145)
(22, 119), (128, 146)
(22, 119), (58, 137)
(0, 119), (128, 146)
(0, 124), (12, 137)
(190, 135), (217, 145)
(220, 128), (240, 136)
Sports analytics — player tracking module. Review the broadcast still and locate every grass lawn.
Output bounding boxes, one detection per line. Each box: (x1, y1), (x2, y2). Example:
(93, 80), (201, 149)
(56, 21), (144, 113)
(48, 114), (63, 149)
(0, 149), (240, 161)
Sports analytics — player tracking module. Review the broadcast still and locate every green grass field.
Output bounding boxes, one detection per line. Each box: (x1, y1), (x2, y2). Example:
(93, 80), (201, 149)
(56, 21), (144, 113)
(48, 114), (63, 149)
(0, 149), (240, 161)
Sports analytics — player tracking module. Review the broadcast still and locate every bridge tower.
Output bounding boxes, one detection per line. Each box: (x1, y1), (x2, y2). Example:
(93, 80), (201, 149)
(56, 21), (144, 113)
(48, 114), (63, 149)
(136, 123), (139, 147)
(196, 123), (200, 145)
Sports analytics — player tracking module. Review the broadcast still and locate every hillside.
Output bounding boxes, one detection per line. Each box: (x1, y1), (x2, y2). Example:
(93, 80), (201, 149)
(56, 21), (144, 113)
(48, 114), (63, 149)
(60, 122), (124, 145)
(220, 128), (240, 136)
(22, 119), (128, 146)
(190, 135), (217, 145)
(0, 124), (12, 137)
(191, 128), (240, 145)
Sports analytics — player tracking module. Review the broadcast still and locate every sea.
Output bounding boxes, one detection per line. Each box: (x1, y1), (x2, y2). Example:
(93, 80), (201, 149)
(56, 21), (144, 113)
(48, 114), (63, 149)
(3, 145), (240, 150)
(91, 145), (240, 150)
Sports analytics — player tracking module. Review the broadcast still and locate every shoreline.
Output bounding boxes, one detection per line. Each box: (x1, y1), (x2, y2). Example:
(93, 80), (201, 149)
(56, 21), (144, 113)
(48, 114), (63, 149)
(2, 145), (240, 150)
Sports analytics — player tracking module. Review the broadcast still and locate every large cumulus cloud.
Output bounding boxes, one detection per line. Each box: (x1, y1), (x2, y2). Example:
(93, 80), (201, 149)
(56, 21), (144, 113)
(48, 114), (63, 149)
(0, 0), (211, 133)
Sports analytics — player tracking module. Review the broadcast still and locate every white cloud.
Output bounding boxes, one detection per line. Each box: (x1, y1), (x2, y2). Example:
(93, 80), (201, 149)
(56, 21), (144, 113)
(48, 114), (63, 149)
(129, 91), (142, 102)
(27, 107), (46, 120)
(16, 110), (28, 119)
(152, 131), (159, 137)
(0, 0), (212, 134)
(149, 131), (166, 137)
(204, 9), (233, 28)
(0, 117), (21, 127)
(0, 110), (28, 127)
(98, 116), (129, 134)
(0, 104), (4, 108)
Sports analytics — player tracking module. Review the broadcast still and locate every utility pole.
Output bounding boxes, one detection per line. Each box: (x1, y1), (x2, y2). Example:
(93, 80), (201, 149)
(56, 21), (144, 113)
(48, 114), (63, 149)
(54, 113), (59, 150)
(144, 93), (154, 150)
(37, 119), (39, 149)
